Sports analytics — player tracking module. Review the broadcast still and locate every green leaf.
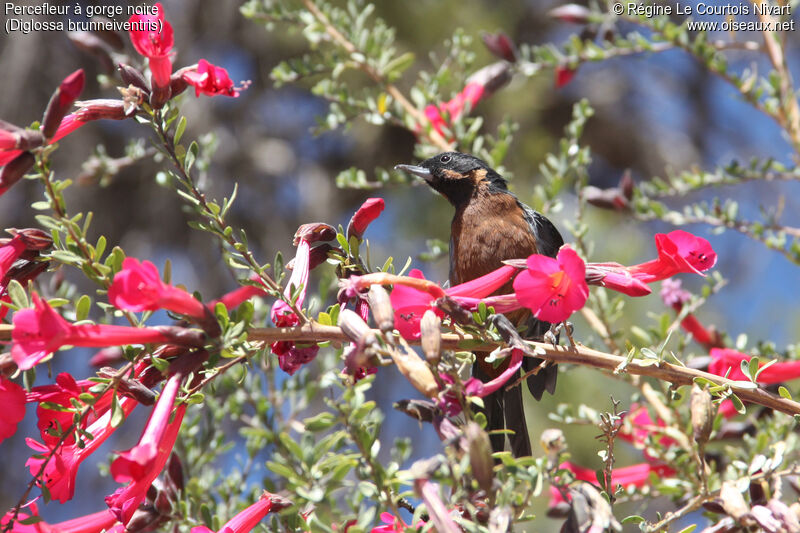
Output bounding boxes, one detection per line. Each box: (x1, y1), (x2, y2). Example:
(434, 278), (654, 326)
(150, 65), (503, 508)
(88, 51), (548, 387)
(175, 116), (187, 145)
(304, 412), (336, 431)
(6, 279), (28, 309)
(185, 141), (199, 173)
(75, 295), (91, 321)
(110, 393), (125, 428)
(779, 386), (792, 399)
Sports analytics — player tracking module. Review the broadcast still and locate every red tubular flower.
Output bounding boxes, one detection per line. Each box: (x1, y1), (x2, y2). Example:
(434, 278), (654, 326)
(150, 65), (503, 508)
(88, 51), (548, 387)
(209, 283), (267, 311)
(584, 262), (652, 297)
(11, 293), (178, 370)
(1, 504), (121, 533)
(0, 235), (26, 281)
(629, 230), (717, 283)
(128, 2), (173, 89)
(346, 197), (385, 240)
(270, 238), (320, 374)
(549, 461), (676, 506)
(109, 258), (207, 319)
(107, 374), (186, 525)
(182, 59), (247, 98)
(388, 264), (518, 339)
(708, 348), (800, 384)
(0, 376), (26, 444)
(41, 70), (85, 139)
(26, 395), (138, 503)
(555, 65), (577, 88)
(618, 403), (677, 450)
(190, 493), (291, 533)
(513, 245), (588, 323)
(371, 512), (414, 533)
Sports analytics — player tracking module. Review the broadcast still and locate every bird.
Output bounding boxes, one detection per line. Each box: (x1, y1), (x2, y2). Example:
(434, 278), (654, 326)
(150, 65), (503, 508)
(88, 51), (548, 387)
(395, 151), (564, 457)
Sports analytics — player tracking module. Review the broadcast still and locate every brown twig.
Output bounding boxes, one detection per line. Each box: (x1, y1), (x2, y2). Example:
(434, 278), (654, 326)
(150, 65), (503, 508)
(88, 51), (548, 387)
(4, 323), (799, 416)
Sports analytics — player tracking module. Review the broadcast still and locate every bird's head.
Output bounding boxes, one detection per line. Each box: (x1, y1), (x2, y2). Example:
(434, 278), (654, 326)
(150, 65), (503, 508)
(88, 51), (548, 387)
(395, 151), (507, 207)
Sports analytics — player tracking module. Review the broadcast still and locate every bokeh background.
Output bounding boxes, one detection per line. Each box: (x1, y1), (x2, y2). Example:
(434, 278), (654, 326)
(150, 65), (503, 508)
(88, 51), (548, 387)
(1, 0), (799, 529)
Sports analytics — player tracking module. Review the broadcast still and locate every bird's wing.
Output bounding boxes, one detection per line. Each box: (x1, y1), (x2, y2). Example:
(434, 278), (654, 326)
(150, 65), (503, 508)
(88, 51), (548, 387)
(518, 200), (564, 258)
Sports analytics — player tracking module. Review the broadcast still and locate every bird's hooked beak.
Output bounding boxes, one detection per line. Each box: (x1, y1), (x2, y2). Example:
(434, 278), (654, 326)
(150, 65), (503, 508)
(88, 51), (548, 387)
(394, 164), (432, 182)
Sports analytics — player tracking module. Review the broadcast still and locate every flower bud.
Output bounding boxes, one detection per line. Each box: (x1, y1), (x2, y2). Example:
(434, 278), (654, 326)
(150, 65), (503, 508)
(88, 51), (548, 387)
(481, 32), (517, 63)
(11, 228), (52, 250)
(391, 348), (438, 398)
(368, 285), (394, 332)
(691, 384), (714, 446)
(583, 185), (629, 211)
(0, 126), (44, 151)
(420, 310), (441, 363)
(169, 67), (191, 98)
(347, 198), (384, 240)
(167, 452), (184, 492)
(41, 70), (85, 139)
(149, 84), (172, 109)
(338, 308), (375, 345)
(465, 422), (494, 493)
(125, 506), (162, 533)
(118, 375), (157, 405)
(294, 223), (337, 246)
(466, 61), (512, 95)
(549, 4), (592, 24)
(0, 151), (35, 196)
(720, 480), (749, 520)
(118, 63), (150, 94)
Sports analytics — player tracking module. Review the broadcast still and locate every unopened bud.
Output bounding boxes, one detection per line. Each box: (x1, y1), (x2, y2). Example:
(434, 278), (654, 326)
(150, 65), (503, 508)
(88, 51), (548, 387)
(266, 493), (293, 512)
(118, 64), (150, 94)
(420, 310), (441, 363)
(338, 308), (375, 345)
(691, 384), (714, 446)
(0, 151), (35, 195)
(466, 61), (512, 95)
(465, 422), (494, 493)
(481, 32), (517, 63)
(42, 70), (85, 139)
(288, 243), (334, 272)
(0, 128), (44, 151)
(118, 376), (157, 405)
(549, 4), (592, 24)
(294, 223), (337, 245)
(149, 84), (172, 109)
(368, 285), (394, 332)
(10, 228), (52, 250)
(166, 453), (184, 492)
(583, 185), (628, 211)
(125, 506), (161, 533)
(169, 69), (190, 98)
(390, 348), (438, 398)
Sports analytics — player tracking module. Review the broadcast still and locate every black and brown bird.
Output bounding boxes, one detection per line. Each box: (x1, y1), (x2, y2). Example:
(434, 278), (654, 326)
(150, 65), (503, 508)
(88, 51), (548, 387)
(396, 151), (564, 457)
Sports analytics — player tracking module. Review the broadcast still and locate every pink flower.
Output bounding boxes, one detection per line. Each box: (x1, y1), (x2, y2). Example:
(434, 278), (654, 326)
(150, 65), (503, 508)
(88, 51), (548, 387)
(389, 264), (517, 339)
(629, 230), (717, 283)
(347, 198), (385, 240)
(108, 258), (207, 319)
(42, 70), (85, 139)
(371, 512), (412, 533)
(182, 59), (246, 98)
(708, 348), (800, 384)
(11, 293), (180, 370)
(270, 238), (319, 374)
(584, 262), (652, 297)
(26, 395), (138, 503)
(190, 492), (291, 533)
(618, 403), (677, 451)
(1, 503), (120, 533)
(513, 246), (588, 323)
(555, 65), (577, 88)
(128, 2), (173, 89)
(0, 235), (26, 283)
(549, 461), (675, 506)
(107, 374), (186, 525)
(209, 281), (267, 311)
(0, 376), (26, 444)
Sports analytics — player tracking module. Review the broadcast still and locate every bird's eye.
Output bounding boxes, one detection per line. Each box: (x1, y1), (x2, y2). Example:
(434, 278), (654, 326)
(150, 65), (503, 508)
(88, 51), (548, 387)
(440, 155), (451, 163)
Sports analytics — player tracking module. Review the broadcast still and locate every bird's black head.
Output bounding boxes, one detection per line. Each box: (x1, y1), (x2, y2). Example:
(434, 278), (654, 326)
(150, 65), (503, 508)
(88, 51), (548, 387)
(395, 152), (507, 207)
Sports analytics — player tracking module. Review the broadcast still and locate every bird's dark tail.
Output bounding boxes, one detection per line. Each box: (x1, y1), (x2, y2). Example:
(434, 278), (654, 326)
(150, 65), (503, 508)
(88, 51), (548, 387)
(475, 317), (558, 457)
